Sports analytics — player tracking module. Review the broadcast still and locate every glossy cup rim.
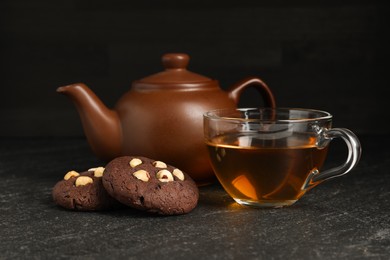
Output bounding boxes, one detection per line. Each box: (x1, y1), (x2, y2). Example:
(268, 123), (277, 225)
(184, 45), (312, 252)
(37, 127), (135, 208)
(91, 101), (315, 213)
(203, 107), (332, 123)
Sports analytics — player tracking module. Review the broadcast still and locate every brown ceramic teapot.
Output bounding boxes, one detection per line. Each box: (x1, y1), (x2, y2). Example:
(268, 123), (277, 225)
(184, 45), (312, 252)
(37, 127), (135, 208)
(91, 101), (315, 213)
(58, 53), (275, 185)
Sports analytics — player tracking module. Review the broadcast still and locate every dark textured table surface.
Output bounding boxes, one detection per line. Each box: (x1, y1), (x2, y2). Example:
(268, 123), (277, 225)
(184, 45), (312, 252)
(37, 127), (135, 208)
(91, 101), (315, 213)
(0, 135), (389, 259)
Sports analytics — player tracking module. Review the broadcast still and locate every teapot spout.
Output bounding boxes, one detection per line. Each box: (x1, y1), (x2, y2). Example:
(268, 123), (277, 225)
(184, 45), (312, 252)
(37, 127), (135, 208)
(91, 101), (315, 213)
(57, 83), (122, 160)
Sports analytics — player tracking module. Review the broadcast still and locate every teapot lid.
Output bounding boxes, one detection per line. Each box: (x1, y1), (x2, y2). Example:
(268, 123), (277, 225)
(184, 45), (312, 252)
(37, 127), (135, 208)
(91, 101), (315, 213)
(136, 53), (213, 86)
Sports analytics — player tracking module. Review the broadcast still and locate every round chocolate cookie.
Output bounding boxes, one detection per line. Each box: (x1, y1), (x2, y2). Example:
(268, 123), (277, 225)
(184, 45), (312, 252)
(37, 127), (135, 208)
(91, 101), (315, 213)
(102, 156), (199, 215)
(52, 167), (120, 211)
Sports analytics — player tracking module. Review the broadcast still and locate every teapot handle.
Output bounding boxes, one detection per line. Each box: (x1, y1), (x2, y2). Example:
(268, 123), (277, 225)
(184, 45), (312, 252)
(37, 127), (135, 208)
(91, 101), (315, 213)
(227, 77), (276, 107)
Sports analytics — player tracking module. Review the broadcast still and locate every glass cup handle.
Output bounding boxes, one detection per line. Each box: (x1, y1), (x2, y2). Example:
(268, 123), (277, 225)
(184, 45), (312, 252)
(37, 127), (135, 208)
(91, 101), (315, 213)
(303, 128), (362, 189)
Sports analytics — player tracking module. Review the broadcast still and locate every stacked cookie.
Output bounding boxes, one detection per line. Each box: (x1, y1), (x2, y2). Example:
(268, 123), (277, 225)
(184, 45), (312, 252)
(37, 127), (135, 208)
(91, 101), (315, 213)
(52, 156), (199, 215)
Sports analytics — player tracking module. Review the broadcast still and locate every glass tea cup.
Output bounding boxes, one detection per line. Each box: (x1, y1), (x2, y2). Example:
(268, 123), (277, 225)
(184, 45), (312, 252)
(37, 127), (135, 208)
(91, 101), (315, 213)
(203, 108), (361, 208)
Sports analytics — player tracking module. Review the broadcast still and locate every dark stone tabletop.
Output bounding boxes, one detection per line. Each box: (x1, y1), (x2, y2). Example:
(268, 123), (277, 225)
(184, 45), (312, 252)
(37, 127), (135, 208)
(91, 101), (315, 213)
(0, 135), (389, 259)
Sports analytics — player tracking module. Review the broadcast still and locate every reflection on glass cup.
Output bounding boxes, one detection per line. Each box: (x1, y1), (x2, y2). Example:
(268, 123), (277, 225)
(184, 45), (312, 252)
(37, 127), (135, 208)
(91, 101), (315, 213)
(204, 108), (361, 208)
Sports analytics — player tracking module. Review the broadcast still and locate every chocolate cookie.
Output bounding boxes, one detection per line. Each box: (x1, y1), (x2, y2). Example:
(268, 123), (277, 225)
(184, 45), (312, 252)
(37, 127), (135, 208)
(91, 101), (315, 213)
(102, 156), (199, 215)
(52, 167), (120, 211)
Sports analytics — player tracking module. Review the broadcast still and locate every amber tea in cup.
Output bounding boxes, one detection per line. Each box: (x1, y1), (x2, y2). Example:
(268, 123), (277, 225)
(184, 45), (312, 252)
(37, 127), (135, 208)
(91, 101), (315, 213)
(204, 108), (361, 208)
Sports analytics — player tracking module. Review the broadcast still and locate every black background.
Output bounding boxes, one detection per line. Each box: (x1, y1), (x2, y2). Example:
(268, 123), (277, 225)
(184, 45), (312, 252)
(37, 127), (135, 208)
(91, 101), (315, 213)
(1, 0), (388, 137)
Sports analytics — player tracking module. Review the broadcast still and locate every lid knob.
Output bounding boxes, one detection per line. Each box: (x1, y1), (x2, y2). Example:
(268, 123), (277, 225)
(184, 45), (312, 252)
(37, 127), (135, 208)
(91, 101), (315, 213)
(162, 53), (189, 70)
